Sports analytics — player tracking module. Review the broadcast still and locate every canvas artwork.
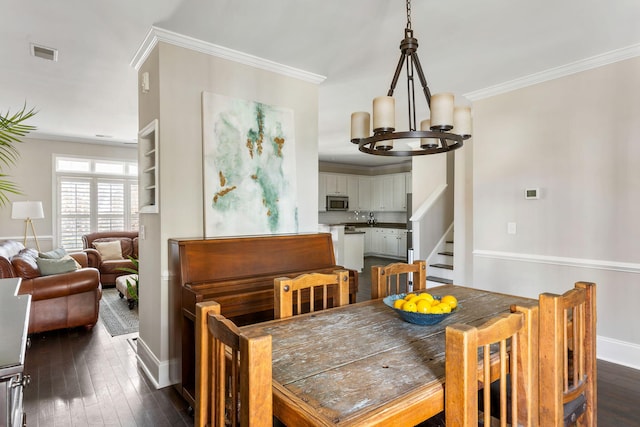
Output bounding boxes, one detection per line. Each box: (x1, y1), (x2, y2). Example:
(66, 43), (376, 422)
(202, 92), (298, 237)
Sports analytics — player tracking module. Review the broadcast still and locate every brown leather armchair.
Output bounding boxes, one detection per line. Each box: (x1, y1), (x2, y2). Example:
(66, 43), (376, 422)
(82, 231), (138, 286)
(0, 240), (102, 334)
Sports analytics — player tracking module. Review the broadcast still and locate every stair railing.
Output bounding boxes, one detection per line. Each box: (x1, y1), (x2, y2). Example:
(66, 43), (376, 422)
(409, 183), (453, 264)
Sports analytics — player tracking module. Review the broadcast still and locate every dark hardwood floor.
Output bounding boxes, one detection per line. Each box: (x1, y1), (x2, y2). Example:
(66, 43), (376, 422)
(597, 359), (640, 426)
(22, 263), (640, 426)
(23, 322), (191, 426)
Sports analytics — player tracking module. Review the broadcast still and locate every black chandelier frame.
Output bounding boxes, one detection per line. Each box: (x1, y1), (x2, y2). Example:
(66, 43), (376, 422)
(351, 7), (470, 156)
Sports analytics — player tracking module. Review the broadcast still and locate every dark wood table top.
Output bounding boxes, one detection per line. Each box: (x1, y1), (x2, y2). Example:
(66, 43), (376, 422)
(241, 284), (534, 426)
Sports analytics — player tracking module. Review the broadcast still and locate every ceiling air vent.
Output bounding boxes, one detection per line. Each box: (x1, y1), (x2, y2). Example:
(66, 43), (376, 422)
(30, 43), (58, 61)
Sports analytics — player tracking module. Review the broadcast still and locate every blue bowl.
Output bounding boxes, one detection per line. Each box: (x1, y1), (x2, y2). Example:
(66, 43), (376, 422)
(383, 293), (456, 325)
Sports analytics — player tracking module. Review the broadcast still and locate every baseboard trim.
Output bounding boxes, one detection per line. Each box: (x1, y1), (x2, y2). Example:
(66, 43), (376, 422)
(136, 336), (175, 389)
(597, 335), (640, 371)
(473, 249), (640, 274)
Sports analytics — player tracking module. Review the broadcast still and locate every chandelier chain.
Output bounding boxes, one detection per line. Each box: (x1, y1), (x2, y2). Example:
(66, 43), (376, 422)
(406, 0), (412, 29)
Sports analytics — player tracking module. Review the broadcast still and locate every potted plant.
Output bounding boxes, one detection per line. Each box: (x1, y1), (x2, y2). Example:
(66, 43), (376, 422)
(117, 256), (139, 309)
(0, 105), (36, 206)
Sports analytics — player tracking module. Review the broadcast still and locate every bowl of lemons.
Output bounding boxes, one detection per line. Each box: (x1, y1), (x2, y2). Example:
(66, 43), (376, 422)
(383, 292), (458, 325)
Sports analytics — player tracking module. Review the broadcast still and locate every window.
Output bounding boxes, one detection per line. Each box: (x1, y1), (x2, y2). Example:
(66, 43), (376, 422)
(56, 156), (138, 250)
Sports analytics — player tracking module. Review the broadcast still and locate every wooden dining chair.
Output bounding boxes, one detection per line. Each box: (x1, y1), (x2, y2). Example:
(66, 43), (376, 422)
(539, 281), (597, 426)
(371, 259), (427, 299)
(274, 270), (349, 319)
(444, 302), (539, 427)
(195, 301), (273, 427)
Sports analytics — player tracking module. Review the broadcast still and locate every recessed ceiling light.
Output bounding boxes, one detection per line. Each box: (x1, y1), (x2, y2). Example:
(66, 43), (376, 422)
(30, 43), (58, 61)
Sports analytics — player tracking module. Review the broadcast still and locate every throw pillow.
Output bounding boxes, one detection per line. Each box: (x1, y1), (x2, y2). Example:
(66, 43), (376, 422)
(39, 247), (67, 259)
(93, 240), (123, 261)
(36, 255), (78, 276)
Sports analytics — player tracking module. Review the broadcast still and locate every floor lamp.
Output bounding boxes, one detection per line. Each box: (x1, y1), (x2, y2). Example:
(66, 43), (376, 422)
(11, 201), (45, 251)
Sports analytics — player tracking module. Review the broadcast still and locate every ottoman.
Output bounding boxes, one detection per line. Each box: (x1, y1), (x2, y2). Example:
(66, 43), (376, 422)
(115, 274), (138, 309)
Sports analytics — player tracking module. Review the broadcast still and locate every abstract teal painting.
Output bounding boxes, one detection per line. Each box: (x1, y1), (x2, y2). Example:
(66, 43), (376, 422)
(202, 92), (298, 236)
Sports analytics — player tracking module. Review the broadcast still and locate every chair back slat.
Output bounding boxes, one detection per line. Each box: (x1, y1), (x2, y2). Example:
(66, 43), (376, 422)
(195, 301), (273, 427)
(539, 281), (597, 426)
(445, 303), (538, 427)
(274, 270), (349, 319)
(371, 260), (427, 299)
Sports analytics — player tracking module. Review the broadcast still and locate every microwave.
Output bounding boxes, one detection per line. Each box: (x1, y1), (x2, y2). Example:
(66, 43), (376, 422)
(326, 195), (349, 211)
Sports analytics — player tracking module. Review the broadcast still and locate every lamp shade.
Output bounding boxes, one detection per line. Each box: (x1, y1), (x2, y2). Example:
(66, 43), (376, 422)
(11, 201), (44, 220)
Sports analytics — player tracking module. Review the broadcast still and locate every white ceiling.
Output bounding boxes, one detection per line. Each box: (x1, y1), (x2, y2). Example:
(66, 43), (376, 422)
(2, 0), (640, 167)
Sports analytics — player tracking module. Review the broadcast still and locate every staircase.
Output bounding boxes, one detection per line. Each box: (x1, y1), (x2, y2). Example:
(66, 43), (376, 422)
(426, 232), (454, 286)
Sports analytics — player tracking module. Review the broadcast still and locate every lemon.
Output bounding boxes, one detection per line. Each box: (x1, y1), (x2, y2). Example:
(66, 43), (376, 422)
(404, 293), (417, 301)
(441, 295), (458, 309)
(431, 299), (441, 306)
(403, 301), (418, 312)
(417, 292), (434, 302)
(439, 303), (452, 313)
(407, 295), (422, 304)
(430, 304), (444, 314)
(393, 299), (406, 309)
(416, 300), (431, 314)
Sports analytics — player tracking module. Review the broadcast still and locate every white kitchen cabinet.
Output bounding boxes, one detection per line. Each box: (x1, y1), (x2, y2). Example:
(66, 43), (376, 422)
(392, 173), (407, 211)
(397, 230), (407, 258)
(357, 227), (373, 253)
(382, 228), (398, 255)
(343, 232), (364, 272)
(356, 177), (372, 211)
(362, 227), (407, 258)
(318, 173), (327, 211)
(356, 176), (372, 211)
(347, 175), (359, 211)
(318, 171), (410, 212)
(370, 228), (385, 253)
(325, 173), (348, 195)
(371, 175), (394, 211)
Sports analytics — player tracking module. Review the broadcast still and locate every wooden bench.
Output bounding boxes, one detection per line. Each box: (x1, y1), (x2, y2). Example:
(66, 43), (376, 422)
(169, 232), (358, 409)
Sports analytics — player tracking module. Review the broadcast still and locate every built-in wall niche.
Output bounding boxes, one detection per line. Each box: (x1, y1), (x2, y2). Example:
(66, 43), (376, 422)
(138, 119), (159, 213)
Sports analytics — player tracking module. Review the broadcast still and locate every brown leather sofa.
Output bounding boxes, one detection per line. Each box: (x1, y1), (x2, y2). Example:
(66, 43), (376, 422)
(82, 231), (138, 286)
(0, 240), (102, 334)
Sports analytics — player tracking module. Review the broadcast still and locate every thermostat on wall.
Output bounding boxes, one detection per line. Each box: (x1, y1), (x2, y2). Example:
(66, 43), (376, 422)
(525, 188), (539, 199)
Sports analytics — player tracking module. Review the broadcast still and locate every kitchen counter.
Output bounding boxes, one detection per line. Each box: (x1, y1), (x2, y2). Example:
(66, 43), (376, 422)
(344, 222), (407, 229)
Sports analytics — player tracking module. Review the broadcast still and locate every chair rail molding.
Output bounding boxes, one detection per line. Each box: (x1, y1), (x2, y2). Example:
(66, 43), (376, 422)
(473, 249), (640, 274)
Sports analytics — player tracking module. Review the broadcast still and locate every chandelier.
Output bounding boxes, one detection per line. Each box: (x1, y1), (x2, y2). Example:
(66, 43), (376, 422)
(350, 0), (472, 157)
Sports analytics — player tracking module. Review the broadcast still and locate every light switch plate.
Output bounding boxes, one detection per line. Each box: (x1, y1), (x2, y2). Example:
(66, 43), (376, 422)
(507, 222), (517, 234)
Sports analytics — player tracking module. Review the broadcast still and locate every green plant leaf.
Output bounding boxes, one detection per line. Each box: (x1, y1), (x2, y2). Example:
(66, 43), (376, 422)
(0, 104), (37, 206)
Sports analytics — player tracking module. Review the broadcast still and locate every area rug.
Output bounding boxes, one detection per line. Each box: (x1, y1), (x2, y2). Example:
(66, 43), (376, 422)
(99, 287), (139, 336)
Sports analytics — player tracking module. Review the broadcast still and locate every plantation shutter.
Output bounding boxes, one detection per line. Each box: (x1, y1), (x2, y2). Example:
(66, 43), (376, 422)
(130, 183), (139, 230)
(97, 179), (125, 231)
(59, 177), (91, 250)
(56, 156), (138, 251)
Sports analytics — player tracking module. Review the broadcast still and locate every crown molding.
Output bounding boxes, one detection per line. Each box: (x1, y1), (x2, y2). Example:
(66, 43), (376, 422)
(130, 26), (326, 84)
(465, 43), (640, 101)
(28, 131), (136, 146)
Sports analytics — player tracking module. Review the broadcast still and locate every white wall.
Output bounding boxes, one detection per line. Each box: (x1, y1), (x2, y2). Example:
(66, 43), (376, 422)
(137, 41), (322, 387)
(471, 56), (640, 368)
(0, 136), (136, 250)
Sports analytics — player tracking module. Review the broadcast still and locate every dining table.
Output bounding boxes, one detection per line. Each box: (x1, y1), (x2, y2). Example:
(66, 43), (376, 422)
(240, 284), (535, 426)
